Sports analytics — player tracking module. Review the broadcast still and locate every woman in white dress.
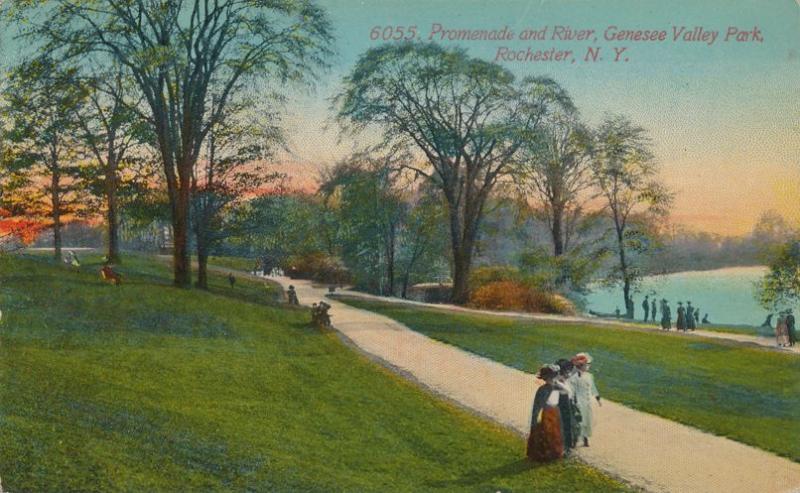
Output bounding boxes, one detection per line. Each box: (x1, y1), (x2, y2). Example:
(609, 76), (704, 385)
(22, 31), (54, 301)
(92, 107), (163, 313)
(571, 352), (601, 447)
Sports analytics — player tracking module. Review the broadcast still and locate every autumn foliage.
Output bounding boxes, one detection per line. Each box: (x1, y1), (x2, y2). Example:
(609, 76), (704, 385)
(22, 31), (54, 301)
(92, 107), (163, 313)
(469, 280), (575, 315)
(0, 209), (46, 246)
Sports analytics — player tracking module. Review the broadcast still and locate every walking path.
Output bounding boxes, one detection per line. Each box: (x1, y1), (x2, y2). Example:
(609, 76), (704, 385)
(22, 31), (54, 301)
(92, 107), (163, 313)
(270, 277), (800, 493)
(329, 290), (800, 355)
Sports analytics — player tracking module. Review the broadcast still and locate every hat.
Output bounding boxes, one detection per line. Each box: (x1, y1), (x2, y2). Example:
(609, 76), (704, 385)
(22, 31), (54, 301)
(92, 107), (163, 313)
(536, 364), (560, 380)
(571, 352), (593, 365)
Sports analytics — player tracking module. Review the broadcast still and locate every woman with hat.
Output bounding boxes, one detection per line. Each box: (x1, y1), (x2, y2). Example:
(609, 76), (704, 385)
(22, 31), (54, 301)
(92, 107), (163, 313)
(676, 302), (687, 332)
(571, 353), (601, 447)
(526, 364), (565, 461)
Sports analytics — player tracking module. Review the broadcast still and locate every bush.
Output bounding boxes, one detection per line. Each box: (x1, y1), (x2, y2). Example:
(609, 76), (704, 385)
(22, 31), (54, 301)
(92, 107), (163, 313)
(469, 265), (521, 291)
(469, 280), (575, 315)
(284, 253), (352, 285)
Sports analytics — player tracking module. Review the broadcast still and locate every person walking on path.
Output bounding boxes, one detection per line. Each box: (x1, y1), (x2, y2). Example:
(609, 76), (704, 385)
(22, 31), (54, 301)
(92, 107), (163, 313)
(555, 359), (579, 454)
(676, 302), (687, 332)
(651, 298), (657, 323)
(527, 365), (565, 462)
(775, 311), (790, 347)
(287, 285), (300, 305)
(571, 353), (601, 447)
(661, 300), (671, 330)
(686, 302), (696, 331)
(787, 309), (796, 347)
(642, 296), (650, 322)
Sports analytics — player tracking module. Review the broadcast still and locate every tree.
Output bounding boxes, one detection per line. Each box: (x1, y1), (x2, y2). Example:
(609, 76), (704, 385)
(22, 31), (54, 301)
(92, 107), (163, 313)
(320, 152), (407, 295)
(77, 66), (148, 264)
(757, 238), (800, 311)
(1, 58), (88, 261)
(10, 0), (333, 286)
(515, 108), (593, 258)
(336, 43), (568, 303)
(192, 94), (284, 289)
(591, 115), (672, 318)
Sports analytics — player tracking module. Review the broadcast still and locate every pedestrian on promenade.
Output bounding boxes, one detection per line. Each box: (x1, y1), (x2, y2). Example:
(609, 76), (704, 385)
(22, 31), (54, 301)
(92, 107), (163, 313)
(571, 353), (601, 447)
(661, 299), (671, 330)
(686, 302), (696, 331)
(651, 298), (657, 323)
(786, 309), (796, 347)
(642, 295), (650, 322)
(527, 365), (565, 462)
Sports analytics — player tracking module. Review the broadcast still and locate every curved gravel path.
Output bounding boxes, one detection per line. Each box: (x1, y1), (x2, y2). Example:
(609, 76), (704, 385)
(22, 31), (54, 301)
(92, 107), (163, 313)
(272, 277), (800, 493)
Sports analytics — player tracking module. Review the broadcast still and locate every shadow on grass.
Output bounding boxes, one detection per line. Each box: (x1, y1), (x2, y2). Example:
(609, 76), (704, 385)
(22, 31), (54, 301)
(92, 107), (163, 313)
(424, 458), (536, 488)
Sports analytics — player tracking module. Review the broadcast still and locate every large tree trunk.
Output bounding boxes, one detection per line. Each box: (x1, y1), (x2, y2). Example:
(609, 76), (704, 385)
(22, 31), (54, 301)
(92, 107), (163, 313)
(105, 161), (120, 264)
(172, 177), (192, 288)
(196, 232), (209, 290)
(51, 172), (62, 262)
(551, 204), (565, 257)
(616, 227), (633, 318)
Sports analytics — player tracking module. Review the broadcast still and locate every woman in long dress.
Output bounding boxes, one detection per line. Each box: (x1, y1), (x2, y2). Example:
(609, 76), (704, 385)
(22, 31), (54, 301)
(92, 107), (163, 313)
(571, 353), (601, 447)
(527, 365), (564, 461)
(676, 302), (686, 332)
(776, 311), (790, 347)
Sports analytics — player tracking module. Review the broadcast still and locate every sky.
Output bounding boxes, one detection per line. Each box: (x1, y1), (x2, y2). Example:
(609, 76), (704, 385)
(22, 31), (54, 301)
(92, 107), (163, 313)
(1, 0), (798, 236)
(275, 0), (800, 236)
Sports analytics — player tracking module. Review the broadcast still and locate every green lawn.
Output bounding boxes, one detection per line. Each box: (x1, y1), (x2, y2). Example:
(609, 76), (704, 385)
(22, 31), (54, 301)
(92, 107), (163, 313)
(338, 297), (800, 462)
(0, 254), (631, 492)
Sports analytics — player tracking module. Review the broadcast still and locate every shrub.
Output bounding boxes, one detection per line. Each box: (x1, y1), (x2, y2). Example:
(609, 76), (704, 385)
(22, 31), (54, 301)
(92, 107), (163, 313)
(469, 266), (521, 291)
(284, 253), (352, 285)
(469, 280), (575, 315)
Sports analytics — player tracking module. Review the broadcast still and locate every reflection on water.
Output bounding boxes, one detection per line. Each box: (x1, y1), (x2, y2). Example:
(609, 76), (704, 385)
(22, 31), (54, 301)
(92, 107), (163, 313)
(585, 266), (769, 327)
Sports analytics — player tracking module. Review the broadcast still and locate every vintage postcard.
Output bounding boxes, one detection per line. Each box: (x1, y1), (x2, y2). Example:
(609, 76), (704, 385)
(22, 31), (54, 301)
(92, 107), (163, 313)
(0, 0), (798, 492)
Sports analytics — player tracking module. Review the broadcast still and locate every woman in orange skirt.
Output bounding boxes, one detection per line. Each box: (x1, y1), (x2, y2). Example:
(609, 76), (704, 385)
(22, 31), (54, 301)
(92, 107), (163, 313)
(526, 364), (565, 461)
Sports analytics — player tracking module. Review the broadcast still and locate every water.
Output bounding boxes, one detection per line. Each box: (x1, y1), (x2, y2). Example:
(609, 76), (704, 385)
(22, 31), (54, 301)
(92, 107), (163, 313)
(584, 266), (769, 327)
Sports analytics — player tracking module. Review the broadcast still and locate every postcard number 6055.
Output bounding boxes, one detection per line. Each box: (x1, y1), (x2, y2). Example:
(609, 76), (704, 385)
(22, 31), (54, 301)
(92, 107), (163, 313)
(370, 25), (419, 41)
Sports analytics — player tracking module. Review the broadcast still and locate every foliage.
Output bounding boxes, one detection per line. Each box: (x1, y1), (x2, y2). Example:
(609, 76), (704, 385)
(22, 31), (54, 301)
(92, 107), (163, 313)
(469, 265), (523, 291)
(469, 280), (575, 315)
(590, 115), (672, 316)
(0, 254), (631, 492)
(756, 238), (800, 311)
(343, 298), (800, 461)
(0, 57), (91, 261)
(336, 42), (570, 303)
(284, 252), (352, 285)
(8, 0), (334, 286)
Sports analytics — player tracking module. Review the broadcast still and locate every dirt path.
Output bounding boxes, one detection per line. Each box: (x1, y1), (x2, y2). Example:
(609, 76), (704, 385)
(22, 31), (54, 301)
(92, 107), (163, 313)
(329, 290), (799, 355)
(269, 276), (800, 493)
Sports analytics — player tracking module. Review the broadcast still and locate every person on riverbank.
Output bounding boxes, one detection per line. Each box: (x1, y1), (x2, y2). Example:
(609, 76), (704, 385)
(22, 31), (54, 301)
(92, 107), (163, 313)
(527, 365), (564, 462)
(651, 298), (657, 323)
(642, 296), (650, 322)
(702, 313), (710, 324)
(571, 353), (601, 447)
(661, 299), (671, 330)
(775, 311), (790, 347)
(676, 302), (687, 332)
(686, 302), (696, 331)
(694, 307), (700, 326)
(787, 309), (796, 346)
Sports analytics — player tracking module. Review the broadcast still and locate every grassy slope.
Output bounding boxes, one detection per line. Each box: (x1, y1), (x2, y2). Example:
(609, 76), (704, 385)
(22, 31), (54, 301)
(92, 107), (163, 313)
(339, 298), (800, 462)
(0, 255), (630, 492)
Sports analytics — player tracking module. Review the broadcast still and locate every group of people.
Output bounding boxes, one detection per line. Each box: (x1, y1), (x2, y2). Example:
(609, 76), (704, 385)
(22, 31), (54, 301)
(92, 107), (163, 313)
(637, 295), (708, 331)
(774, 309), (797, 347)
(527, 353), (601, 462)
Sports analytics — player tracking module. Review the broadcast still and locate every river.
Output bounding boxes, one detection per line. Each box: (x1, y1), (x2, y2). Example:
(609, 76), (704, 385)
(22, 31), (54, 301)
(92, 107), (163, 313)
(584, 266), (770, 327)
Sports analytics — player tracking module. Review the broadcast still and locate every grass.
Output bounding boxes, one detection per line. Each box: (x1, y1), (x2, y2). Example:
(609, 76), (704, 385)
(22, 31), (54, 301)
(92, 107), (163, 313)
(338, 297), (800, 462)
(0, 254), (632, 492)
